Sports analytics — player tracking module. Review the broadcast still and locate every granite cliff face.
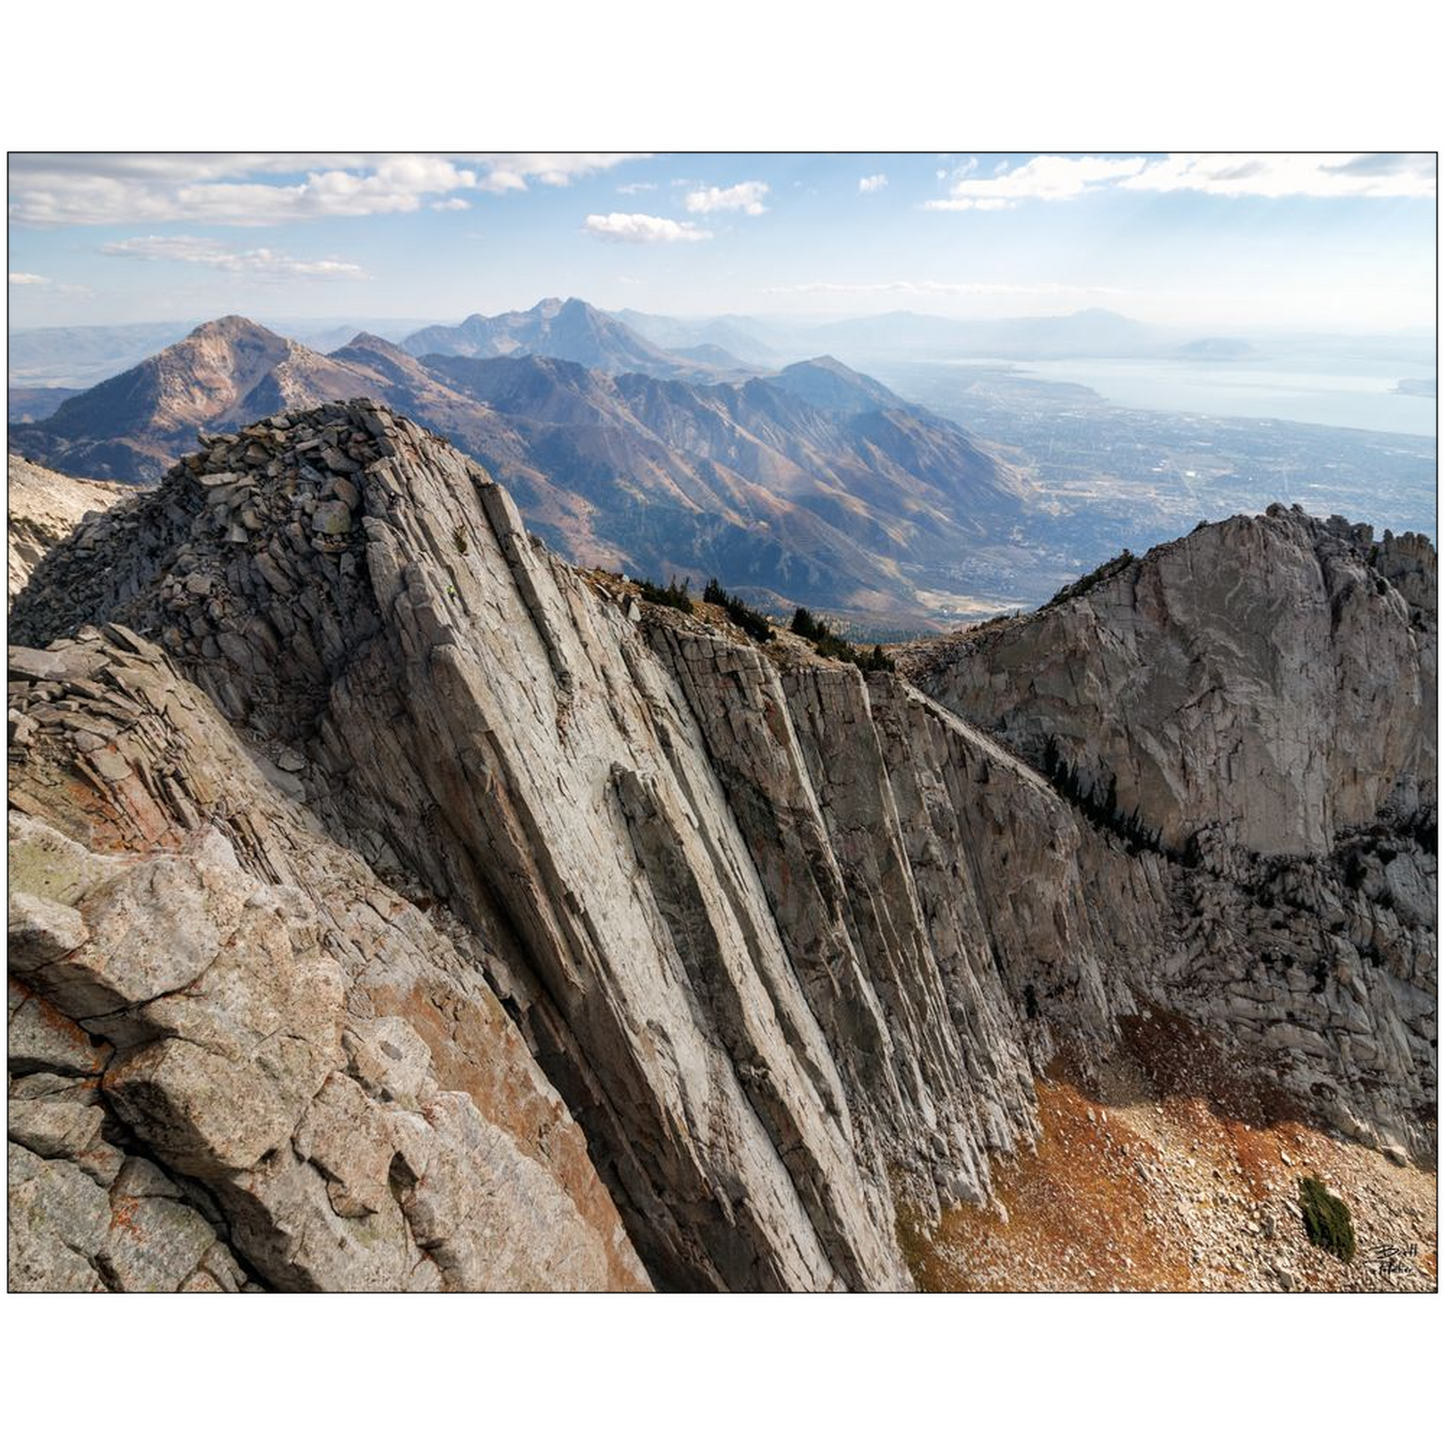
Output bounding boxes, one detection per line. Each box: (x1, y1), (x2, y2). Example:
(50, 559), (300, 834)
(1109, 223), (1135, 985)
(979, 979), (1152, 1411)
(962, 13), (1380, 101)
(904, 511), (1436, 858)
(9, 405), (1436, 1290)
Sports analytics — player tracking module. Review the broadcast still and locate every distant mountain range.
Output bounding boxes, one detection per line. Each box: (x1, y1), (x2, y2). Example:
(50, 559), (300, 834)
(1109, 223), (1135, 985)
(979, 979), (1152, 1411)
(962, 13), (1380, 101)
(398, 297), (762, 380)
(10, 309), (1040, 625)
(613, 310), (780, 365)
(15, 305), (1433, 396)
(790, 306), (1162, 360)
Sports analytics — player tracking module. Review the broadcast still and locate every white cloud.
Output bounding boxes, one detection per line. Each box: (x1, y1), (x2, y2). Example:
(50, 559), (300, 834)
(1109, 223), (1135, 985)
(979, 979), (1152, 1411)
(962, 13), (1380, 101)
(765, 279), (1125, 297)
(476, 169), (529, 195)
(935, 197), (1014, 211)
(101, 234), (368, 280)
(858, 174), (888, 194)
(925, 154), (1148, 210)
(583, 213), (711, 244)
(1122, 152), (1436, 199)
(617, 181), (658, 195)
(8, 152), (648, 226)
(431, 197), (471, 211)
(683, 181), (769, 215)
(8, 271), (49, 285)
(925, 152), (1437, 210)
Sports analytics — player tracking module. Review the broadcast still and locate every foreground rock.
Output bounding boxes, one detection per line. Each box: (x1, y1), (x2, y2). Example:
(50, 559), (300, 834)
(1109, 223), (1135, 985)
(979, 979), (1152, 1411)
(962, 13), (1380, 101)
(7, 628), (647, 1291)
(10, 402), (1436, 1289)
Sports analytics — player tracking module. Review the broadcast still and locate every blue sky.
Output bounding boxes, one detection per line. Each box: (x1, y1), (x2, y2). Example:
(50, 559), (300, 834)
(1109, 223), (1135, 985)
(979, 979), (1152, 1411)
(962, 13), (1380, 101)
(7, 152), (1436, 332)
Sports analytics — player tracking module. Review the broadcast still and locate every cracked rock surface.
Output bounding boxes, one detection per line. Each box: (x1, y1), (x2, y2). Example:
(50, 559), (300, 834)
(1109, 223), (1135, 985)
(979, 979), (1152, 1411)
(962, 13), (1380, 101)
(8, 627), (647, 1292)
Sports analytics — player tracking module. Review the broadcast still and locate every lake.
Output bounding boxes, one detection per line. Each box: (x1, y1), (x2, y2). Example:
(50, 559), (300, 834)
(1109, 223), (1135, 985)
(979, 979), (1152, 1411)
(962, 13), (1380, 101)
(948, 354), (1436, 437)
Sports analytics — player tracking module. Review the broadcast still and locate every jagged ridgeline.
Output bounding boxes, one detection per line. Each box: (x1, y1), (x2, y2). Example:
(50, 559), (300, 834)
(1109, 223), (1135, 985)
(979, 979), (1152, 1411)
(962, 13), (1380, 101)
(8, 401), (1437, 1292)
(7, 312), (1037, 630)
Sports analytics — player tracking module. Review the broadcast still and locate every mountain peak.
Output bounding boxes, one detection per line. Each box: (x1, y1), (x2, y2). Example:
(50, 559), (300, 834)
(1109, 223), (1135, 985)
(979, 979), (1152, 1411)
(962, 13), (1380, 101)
(766, 355), (902, 414)
(399, 297), (707, 378)
(785, 354), (864, 378)
(185, 314), (281, 345)
(342, 330), (408, 356)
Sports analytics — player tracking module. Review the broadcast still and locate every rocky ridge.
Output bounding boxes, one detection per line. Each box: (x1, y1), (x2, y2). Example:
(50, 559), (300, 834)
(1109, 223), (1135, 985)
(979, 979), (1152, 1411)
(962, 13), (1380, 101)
(9, 402), (1436, 1290)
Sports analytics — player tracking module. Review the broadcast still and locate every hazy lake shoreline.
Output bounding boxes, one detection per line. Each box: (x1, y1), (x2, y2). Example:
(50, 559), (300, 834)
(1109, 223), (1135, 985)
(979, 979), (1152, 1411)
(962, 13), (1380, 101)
(940, 354), (1437, 437)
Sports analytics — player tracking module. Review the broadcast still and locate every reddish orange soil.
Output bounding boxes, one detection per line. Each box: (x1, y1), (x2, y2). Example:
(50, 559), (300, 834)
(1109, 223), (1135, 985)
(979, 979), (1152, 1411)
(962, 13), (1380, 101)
(902, 1015), (1436, 1293)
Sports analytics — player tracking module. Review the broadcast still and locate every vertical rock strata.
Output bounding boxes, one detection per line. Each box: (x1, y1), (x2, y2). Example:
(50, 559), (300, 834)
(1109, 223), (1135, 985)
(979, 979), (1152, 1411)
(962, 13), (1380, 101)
(9, 402), (1436, 1290)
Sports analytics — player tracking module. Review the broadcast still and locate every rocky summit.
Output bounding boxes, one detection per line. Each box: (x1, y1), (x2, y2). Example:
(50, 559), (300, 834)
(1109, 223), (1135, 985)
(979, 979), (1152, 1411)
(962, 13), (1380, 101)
(7, 401), (1436, 1291)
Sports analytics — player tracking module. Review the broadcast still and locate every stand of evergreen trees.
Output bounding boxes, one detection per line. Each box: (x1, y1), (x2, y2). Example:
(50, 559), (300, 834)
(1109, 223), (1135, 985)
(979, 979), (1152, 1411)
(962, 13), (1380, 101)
(702, 578), (774, 643)
(1039, 734), (1171, 858)
(635, 575), (694, 614)
(790, 607), (894, 673)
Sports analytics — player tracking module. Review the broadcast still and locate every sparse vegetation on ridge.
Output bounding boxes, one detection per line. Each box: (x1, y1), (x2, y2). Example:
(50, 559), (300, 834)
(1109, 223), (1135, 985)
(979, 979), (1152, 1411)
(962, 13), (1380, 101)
(1040, 549), (1135, 611)
(702, 577), (774, 642)
(790, 606), (895, 673)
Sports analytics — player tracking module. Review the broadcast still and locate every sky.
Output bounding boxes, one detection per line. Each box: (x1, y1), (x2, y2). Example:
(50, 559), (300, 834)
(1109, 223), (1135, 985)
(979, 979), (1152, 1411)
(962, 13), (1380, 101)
(6, 152), (1437, 334)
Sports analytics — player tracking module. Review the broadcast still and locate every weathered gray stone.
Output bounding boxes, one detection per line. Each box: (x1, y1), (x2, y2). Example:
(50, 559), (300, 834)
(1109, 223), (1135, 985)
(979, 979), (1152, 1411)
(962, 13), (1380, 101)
(7, 890), (89, 968)
(7, 979), (110, 1077)
(311, 500), (353, 536)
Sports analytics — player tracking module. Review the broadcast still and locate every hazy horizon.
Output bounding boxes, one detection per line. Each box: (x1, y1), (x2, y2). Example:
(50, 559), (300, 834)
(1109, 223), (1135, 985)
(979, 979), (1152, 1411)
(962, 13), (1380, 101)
(8, 303), (1438, 345)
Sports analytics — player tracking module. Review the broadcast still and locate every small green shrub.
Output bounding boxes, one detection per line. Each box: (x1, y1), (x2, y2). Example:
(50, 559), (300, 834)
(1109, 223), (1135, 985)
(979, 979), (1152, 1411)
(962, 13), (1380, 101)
(1298, 1175), (1356, 1263)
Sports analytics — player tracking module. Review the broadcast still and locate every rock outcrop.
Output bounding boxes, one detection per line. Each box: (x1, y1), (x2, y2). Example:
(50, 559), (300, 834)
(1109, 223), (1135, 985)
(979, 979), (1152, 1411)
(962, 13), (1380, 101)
(7, 629), (647, 1292)
(10, 404), (1436, 1290)
(903, 511), (1436, 859)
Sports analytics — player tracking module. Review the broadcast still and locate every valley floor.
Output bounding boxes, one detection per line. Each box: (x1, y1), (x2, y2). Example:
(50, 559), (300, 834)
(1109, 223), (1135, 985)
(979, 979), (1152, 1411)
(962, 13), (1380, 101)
(902, 1015), (1437, 1293)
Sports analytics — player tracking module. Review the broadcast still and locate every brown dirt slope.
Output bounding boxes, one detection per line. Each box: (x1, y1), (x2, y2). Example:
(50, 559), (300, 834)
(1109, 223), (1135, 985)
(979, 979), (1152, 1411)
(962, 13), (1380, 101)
(903, 1014), (1436, 1293)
